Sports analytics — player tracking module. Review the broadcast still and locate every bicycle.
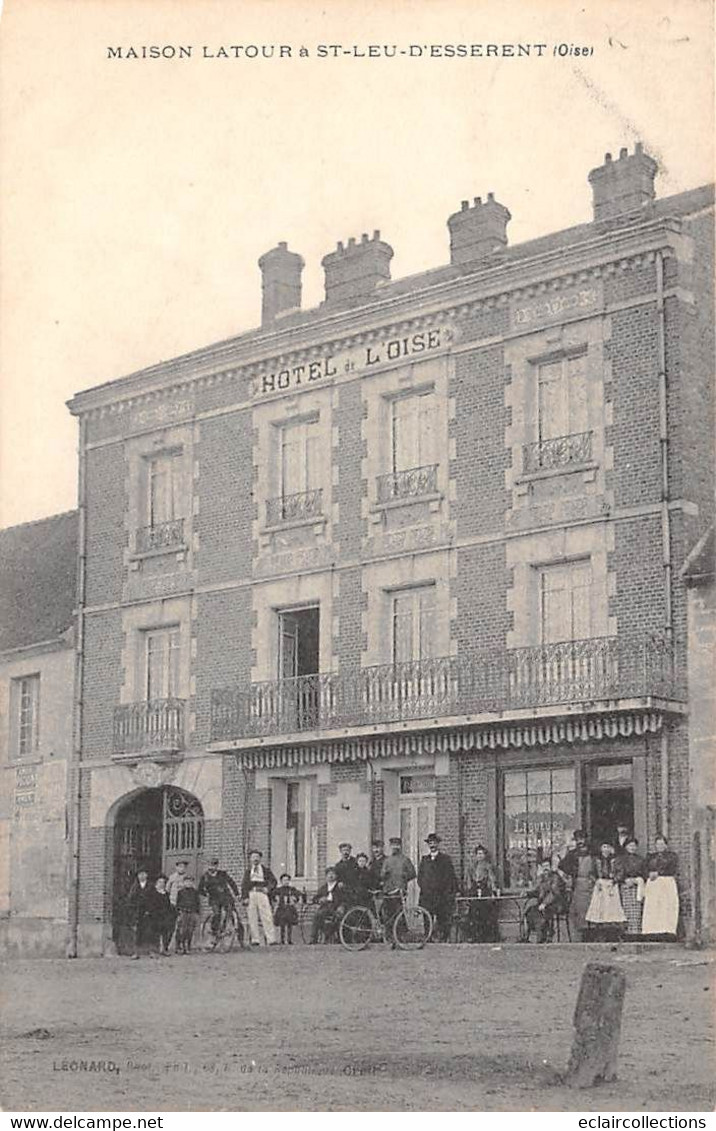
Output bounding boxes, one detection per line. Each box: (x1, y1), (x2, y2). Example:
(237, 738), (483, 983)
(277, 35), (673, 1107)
(199, 901), (244, 952)
(339, 889), (433, 951)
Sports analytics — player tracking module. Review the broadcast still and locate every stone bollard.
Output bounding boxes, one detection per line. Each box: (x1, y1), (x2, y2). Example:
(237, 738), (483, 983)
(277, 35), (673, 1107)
(567, 962), (627, 1088)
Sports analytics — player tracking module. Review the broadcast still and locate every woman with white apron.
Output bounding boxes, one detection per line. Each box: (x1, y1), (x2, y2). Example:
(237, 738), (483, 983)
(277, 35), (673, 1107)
(641, 835), (679, 938)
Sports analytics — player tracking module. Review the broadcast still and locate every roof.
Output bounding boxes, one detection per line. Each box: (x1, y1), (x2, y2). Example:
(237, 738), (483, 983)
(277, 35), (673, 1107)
(681, 525), (715, 586)
(68, 182), (714, 412)
(0, 510), (78, 653)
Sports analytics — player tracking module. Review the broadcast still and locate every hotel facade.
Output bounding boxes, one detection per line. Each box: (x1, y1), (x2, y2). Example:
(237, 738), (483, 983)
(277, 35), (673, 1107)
(65, 145), (714, 954)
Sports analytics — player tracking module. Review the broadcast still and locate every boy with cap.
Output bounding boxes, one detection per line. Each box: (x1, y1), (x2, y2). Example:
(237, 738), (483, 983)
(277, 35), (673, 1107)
(418, 833), (458, 942)
(166, 859), (189, 908)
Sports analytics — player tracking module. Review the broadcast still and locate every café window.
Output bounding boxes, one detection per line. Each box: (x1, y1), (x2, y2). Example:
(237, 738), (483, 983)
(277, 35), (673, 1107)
(503, 766), (577, 888)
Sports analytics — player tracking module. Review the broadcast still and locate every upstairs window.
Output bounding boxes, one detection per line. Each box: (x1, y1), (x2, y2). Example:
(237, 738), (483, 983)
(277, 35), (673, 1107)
(537, 355), (588, 444)
(539, 560), (593, 644)
(392, 586), (436, 663)
(147, 451), (182, 527)
(280, 420), (319, 498)
(12, 674), (40, 758)
(144, 627), (180, 701)
(392, 391), (436, 474)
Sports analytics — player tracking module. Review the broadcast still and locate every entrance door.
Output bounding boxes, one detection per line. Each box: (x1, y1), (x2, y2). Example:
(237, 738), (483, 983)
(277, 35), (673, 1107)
(278, 606), (320, 730)
(588, 787), (634, 849)
(163, 788), (205, 880)
(398, 773), (437, 871)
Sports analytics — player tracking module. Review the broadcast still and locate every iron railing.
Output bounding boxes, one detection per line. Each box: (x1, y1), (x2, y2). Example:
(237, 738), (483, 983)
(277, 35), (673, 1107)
(523, 430), (593, 474)
(113, 699), (186, 754)
(376, 464), (439, 503)
(266, 488), (323, 525)
(210, 636), (680, 742)
(136, 518), (185, 553)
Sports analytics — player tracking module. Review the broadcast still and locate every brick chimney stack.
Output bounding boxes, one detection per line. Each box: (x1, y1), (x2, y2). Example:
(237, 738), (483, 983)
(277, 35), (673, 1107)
(588, 143), (658, 223)
(447, 193), (511, 266)
(258, 242), (304, 326)
(321, 231), (393, 306)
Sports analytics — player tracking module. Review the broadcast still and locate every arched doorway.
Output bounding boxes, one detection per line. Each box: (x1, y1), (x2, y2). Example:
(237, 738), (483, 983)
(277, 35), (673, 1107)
(112, 786), (204, 952)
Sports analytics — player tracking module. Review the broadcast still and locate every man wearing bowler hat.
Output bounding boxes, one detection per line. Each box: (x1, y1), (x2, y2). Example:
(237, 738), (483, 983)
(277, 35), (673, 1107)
(418, 833), (458, 942)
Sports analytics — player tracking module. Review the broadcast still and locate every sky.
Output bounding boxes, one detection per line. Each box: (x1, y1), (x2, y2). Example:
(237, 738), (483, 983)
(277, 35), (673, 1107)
(0, 0), (713, 528)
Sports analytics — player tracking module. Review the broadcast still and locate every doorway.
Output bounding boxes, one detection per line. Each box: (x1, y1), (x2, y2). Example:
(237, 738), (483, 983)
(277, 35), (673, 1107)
(588, 787), (634, 849)
(398, 773), (436, 871)
(278, 606), (320, 730)
(112, 786), (204, 952)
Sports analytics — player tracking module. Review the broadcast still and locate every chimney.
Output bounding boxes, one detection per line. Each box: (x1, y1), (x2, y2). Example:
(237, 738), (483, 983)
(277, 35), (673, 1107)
(447, 193), (511, 266)
(258, 242), (304, 326)
(588, 143), (658, 223)
(321, 231), (393, 306)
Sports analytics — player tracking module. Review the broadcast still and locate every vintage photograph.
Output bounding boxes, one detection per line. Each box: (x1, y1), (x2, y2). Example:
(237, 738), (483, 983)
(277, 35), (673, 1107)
(0, 0), (714, 1115)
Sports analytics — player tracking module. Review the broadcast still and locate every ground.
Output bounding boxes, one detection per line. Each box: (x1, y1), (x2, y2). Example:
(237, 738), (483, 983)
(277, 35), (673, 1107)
(1, 943), (714, 1112)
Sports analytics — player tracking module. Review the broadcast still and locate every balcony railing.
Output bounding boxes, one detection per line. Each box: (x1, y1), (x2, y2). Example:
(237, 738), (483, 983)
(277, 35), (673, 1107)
(210, 636), (680, 742)
(136, 518), (185, 553)
(113, 699), (186, 754)
(376, 464), (439, 504)
(522, 430), (593, 474)
(266, 488), (323, 526)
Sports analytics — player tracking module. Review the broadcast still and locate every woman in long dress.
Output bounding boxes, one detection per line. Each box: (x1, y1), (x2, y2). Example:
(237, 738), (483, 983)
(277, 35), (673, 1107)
(559, 830), (596, 941)
(586, 843), (626, 940)
(641, 835), (679, 938)
(614, 837), (647, 936)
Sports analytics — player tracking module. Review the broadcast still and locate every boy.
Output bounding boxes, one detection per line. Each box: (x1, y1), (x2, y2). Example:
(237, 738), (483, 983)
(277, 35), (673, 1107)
(273, 874), (301, 944)
(175, 875), (200, 954)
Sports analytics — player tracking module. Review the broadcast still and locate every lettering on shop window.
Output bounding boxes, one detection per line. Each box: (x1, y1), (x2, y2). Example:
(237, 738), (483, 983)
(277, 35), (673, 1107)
(257, 329), (445, 397)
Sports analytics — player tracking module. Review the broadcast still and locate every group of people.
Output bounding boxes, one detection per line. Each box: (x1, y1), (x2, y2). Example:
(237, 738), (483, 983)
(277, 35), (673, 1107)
(123, 824), (680, 955)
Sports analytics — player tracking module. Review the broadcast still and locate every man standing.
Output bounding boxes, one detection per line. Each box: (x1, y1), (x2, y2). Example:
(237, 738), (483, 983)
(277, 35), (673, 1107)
(198, 858), (241, 947)
(166, 859), (188, 908)
(240, 849), (277, 946)
(417, 833), (458, 942)
(381, 836), (416, 925)
(333, 842), (360, 900)
(366, 839), (386, 891)
(126, 866), (155, 959)
(614, 823), (632, 856)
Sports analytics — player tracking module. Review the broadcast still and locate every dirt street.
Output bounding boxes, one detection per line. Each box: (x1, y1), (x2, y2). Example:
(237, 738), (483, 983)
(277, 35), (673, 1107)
(1, 944), (714, 1112)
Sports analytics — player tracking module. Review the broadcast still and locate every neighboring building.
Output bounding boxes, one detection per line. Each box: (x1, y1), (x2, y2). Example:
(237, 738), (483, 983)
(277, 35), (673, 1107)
(0, 511), (78, 955)
(682, 526), (715, 945)
(67, 144), (714, 954)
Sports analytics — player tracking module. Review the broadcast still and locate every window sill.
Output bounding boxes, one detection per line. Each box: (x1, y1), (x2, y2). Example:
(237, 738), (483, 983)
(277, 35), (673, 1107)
(369, 491), (443, 519)
(259, 514), (327, 537)
(129, 543), (188, 565)
(514, 461), (598, 487)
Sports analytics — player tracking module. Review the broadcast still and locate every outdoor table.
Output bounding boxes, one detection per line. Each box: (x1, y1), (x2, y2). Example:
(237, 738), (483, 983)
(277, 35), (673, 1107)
(452, 893), (528, 942)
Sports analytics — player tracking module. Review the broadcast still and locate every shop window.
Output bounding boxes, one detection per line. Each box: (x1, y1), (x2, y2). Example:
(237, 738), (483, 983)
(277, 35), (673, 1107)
(503, 766), (577, 888)
(11, 674), (40, 758)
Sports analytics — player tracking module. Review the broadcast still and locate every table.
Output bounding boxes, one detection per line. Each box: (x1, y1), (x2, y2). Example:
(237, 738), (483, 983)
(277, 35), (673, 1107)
(451, 894), (528, 943)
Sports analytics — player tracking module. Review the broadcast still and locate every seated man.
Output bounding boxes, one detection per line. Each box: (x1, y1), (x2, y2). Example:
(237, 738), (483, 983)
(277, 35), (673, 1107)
(523, 862), (568, 943)
(310, 867), (348, 943)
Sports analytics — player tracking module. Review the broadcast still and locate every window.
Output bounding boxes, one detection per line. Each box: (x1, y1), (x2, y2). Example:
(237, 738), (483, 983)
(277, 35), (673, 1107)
(285, 779), (317, 879)
(12, 675), (40, 758)
(392, 586), (436, 663)
(146, 451), (182, 528)
(392, 391), (436, 473)
(503, 766), (577, 887)
(537, 355), (588, 443)
(539, 561), (592, 644)
(280, 420), (319, 498)
(144, 627), (180, 701)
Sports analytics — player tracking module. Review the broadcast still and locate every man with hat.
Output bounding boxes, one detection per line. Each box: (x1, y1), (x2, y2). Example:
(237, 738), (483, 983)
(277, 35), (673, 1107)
(380, 836), (417, 925)
(240, 849), (277, 946)
(333, 842), (360, 901)
(166, 859), (189, 909)
(613, 823), (632, 857)
(418, 833), (458, 942)
(198, 857), (241, 947)
(366, 839), (387, 892)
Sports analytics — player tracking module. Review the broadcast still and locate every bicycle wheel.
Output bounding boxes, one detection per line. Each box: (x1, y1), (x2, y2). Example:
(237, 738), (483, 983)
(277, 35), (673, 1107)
(339, 906), (375, 951)
(393, 905), (432, 950)
(200, 911), (217, 949)
(217, 910), (237, 953)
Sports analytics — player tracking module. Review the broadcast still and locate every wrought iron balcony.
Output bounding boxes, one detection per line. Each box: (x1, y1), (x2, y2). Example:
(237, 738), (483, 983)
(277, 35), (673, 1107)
(136, 518), (185, 553)
(113, 699), (186, 754)
(266, 488), (323, 526)
(522, 430), (593, 474)
(376, 464), (439, 503)
(210, 636), (680, 742)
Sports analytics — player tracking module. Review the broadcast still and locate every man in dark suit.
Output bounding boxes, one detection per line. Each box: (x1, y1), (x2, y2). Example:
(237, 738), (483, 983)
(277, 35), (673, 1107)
(310, 867), (348, 942)
(333, 842), (360, 902)
(614, 823), (632, 857)
(417, 833), (458, 942)
(126, 866), (156, 958)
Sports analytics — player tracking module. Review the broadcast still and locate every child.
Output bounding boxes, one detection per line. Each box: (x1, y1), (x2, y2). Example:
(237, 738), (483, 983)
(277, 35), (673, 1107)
(175, 875), (200, 954)
(152, 875), (176, 955)
(272, 873), (301, 944)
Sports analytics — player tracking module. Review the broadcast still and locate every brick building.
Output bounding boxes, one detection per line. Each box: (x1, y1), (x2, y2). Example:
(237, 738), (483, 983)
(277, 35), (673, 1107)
(0, 511), (78, 955)
(66, 145), (714, 954)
